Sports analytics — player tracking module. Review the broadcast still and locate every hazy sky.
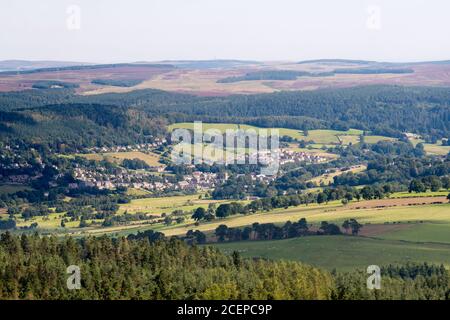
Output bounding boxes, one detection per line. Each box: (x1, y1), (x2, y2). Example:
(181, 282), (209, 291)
(1, 0), (449, 63)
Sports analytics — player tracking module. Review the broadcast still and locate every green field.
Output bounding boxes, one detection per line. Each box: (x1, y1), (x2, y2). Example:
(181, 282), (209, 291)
(118, 193), (227, 216)
(391, 190), (449, 198)
(363, 135), (397, 144)
(15, 212), (79, 230)
(378, 223), (450, 244)
(213, 235), (450, 271)
(408, 137), (450, 156)
(308, 165), (367, 185)
(78, 151), (163, 167)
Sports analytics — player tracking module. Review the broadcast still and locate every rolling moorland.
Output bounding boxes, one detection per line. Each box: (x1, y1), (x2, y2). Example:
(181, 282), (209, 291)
(0, 59), (449, 299)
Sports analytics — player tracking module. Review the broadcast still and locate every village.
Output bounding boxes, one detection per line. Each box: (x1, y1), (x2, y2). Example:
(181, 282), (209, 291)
(71, 148), (329, 192)
(0, 138), (330, 193)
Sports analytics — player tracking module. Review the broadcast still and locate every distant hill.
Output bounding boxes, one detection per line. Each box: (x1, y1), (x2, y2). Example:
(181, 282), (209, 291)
(0, 60), (92, 72)
(0, 63), (175, 75)
(297, 59), (377, 65)
(157, 59), (261, 69)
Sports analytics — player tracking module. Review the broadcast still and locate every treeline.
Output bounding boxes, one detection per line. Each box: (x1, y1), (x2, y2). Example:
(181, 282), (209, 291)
(32, 81), (79, 89)
(334, 68), (414, 74)
(217, 70), (333, 83)
(91, 79), (143, 87)
(194, 184), (401, 225)
(213, 218), (346, 243)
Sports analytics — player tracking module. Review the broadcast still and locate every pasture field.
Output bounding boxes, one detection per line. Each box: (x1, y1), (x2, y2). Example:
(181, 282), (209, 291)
(308, 165), (367, 185)
(212, 235), (450, 271)
(423, 144), (450, 156)
(363, 135), (397, 144)
(306, 129), (362, 144)
(125, 188), (152, 196)
(14, 212), (79, 230)
(77, 151), (163, 167)
(345, 196), (448, 209)
(408, 137), (450, 156)
(118, 193), (226, 216)
(390, 190), (449, 198)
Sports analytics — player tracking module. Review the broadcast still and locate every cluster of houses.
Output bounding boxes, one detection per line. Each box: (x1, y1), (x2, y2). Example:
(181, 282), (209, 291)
(243, 149), (328, 166)
(278, 149), (328, 165)
(70, 146), (330, 192)
(72, 166), (226, 192)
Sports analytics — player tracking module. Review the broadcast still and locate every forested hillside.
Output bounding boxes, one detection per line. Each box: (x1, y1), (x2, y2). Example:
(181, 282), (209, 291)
(0, 85), (448, 148)
(0, 233), (448, 300)
(0, 233), (333, 300)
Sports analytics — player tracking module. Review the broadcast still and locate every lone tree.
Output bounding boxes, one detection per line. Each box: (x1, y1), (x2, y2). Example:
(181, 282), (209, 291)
(319, 221), (341, 235)
(215, 224), (229, 242)
(409, 179), (427, 193)
(342, 220), (351, 234)
(349, 219), (363, 236)
(192, 207), (206, 222)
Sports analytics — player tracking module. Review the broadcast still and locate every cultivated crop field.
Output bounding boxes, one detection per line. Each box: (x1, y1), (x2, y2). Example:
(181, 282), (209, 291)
(213, 235), (450, 271)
